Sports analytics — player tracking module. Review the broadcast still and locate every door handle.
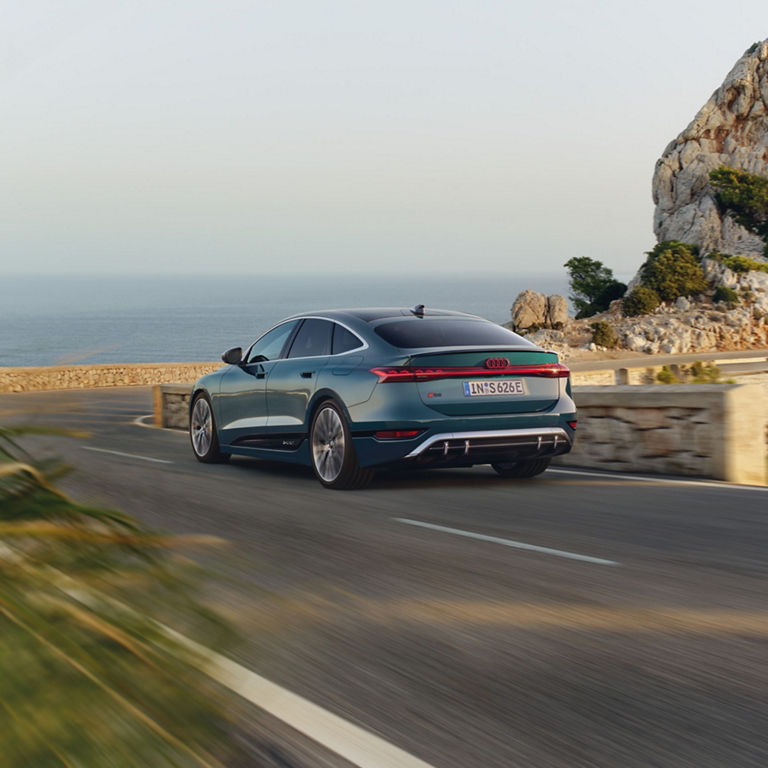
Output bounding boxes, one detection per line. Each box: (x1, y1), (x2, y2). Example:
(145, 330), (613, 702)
(300, 371), (314, 378)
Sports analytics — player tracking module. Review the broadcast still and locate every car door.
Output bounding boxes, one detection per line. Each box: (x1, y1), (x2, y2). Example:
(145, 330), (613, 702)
(218, 320), (299, 446)
(266, 318), (333, 433)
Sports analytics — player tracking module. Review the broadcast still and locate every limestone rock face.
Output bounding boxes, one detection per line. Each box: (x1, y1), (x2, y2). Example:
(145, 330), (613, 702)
(653, 40), (768, 258)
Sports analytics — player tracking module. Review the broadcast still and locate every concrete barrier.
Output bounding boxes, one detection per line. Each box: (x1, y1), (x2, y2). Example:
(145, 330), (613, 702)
(154, 382), (767, 485)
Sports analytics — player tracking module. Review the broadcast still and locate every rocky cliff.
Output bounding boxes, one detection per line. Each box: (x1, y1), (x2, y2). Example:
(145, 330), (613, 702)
(653, 40), (768, 258)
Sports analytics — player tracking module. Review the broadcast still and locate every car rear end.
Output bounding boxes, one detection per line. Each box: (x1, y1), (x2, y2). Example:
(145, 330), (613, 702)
(346, 312), (576, 470)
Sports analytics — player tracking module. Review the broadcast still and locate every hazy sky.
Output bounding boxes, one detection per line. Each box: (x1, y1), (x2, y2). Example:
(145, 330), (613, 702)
(2, 2), (766, 277)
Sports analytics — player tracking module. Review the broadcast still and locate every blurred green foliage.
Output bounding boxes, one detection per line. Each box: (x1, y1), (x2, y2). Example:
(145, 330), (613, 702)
(656, 365), (679, 385)
(0, 427), (237, 768)
(689, 361), (722, 384)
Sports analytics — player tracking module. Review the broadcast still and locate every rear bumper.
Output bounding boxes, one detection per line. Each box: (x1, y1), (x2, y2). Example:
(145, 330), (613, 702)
(352, 424), (573, 468)
(404, 427), (570, 460)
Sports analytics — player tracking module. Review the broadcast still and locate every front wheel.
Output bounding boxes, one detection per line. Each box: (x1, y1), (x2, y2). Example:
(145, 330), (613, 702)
(491, 457), (550, 479)
(190, 393), (230, 464)
(310, 402), (373, 490)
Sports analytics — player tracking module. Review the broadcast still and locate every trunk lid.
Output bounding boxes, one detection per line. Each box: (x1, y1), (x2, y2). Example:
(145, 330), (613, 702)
(406, 348), (564, 416)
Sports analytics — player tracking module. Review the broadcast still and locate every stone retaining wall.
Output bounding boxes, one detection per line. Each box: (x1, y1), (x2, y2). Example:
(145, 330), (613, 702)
(0, 363), (220, 393)
(555, 384), (767, 485)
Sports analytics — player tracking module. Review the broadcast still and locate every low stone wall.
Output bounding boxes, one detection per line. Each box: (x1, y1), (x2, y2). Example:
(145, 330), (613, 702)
(556, 384), (767, 485)
(0, 363), (220, 393)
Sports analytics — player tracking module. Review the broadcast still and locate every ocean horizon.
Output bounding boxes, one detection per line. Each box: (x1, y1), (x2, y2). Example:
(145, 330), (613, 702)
(0, 272), (575, 367)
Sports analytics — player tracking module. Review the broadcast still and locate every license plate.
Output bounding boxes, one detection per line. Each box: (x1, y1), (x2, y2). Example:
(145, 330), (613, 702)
(463, 379), (526, 397)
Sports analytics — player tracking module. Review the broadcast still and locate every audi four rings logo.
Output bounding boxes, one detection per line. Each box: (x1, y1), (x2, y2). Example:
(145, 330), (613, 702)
(485, 357), (510, 369)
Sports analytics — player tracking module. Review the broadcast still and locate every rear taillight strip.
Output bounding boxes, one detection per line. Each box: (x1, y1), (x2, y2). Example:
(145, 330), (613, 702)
(370, 363), (570, 383)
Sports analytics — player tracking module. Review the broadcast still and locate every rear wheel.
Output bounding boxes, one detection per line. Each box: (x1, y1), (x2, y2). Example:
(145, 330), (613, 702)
(491, 457), (550, 479)
(310, 402), (373, 490)
(190, 393), (230, 463)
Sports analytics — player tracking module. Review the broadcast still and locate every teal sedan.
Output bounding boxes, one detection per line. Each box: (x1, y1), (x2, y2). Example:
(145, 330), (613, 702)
(190, 307), (576, 489)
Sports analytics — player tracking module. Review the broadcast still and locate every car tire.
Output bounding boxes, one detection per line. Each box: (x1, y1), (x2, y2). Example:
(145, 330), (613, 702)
(491, 457), (550, 479)
(310, 401), (373, 490)
(190, 392), (230, 464)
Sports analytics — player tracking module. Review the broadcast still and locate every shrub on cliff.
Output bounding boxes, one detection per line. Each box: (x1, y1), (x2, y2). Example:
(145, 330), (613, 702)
(713, 285), (740, 307)
(709, 166), (768, 256)
(564, 257), (626, 318)
(640, 241), (707, 301)
(622, 285), (661, 316)
(709, 252), (768, 274)
(590, 321), (618, 348)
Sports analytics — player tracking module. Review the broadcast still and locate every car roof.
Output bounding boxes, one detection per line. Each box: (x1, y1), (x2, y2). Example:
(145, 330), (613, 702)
(284, 307), (481, 323)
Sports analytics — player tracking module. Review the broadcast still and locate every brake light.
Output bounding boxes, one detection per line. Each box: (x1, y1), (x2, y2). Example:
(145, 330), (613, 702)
(374, 430), (422, 439)
(370, 363), (570, 382)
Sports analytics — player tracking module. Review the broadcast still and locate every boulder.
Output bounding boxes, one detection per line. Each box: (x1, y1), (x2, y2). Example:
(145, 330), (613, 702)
(510, 290), (548, 331)
(546, 295), (568, 329)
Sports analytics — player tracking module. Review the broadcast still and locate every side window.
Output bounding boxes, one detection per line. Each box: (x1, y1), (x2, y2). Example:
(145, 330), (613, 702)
(332, 323), (363, 354)
(287, 319), (333, 358)
(247, 321), (298, 363)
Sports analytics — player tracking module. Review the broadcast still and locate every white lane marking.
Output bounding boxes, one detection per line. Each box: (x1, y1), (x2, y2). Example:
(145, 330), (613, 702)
(548, 468), (768, 492)
(82, 446), (173, 464)
(57, 579), (437, 768)
(184, 637), (438, 768)
(394, 518), (619, 566)
(132, 414), (187, 433)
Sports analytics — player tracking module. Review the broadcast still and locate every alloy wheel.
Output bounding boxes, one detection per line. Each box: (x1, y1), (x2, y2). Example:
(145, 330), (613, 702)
(312, 406), (346, 482)
(190, 397), (213, 457)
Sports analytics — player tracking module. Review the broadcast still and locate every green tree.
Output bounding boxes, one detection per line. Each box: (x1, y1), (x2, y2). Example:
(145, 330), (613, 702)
(640, 241), (707, 301)
(709, 166), (768, 256)
(564, 257), (627, 318)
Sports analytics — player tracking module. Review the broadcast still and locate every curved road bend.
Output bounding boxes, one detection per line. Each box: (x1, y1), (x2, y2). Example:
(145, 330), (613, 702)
(570, 347), (768, 375)
(3, 387), (768, 768)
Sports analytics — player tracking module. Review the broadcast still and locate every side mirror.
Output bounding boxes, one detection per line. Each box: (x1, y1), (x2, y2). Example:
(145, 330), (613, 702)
(221, 346), (243, 365)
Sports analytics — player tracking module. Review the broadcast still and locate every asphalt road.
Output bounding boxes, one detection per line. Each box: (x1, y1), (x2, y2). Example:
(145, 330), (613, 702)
(3, 387), (768, 768)
(570, 348), (768, 374)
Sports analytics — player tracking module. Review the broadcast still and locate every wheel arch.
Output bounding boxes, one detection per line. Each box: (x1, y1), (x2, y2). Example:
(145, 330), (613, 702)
(189, 387), (208, 418)
(306, 388), (352, 430)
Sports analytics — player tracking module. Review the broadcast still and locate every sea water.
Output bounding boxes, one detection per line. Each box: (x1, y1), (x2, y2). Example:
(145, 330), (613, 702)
(0, 273), (570, 366)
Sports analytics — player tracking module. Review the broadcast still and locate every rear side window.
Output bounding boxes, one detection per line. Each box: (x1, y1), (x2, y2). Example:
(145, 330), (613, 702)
(374, 319), (530, 348)
(287, 319), (333, 358)
(332, 324), (363, 354)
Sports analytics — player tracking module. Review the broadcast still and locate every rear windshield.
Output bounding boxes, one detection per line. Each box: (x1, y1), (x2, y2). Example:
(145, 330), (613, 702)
(374, 318), (532, 348)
